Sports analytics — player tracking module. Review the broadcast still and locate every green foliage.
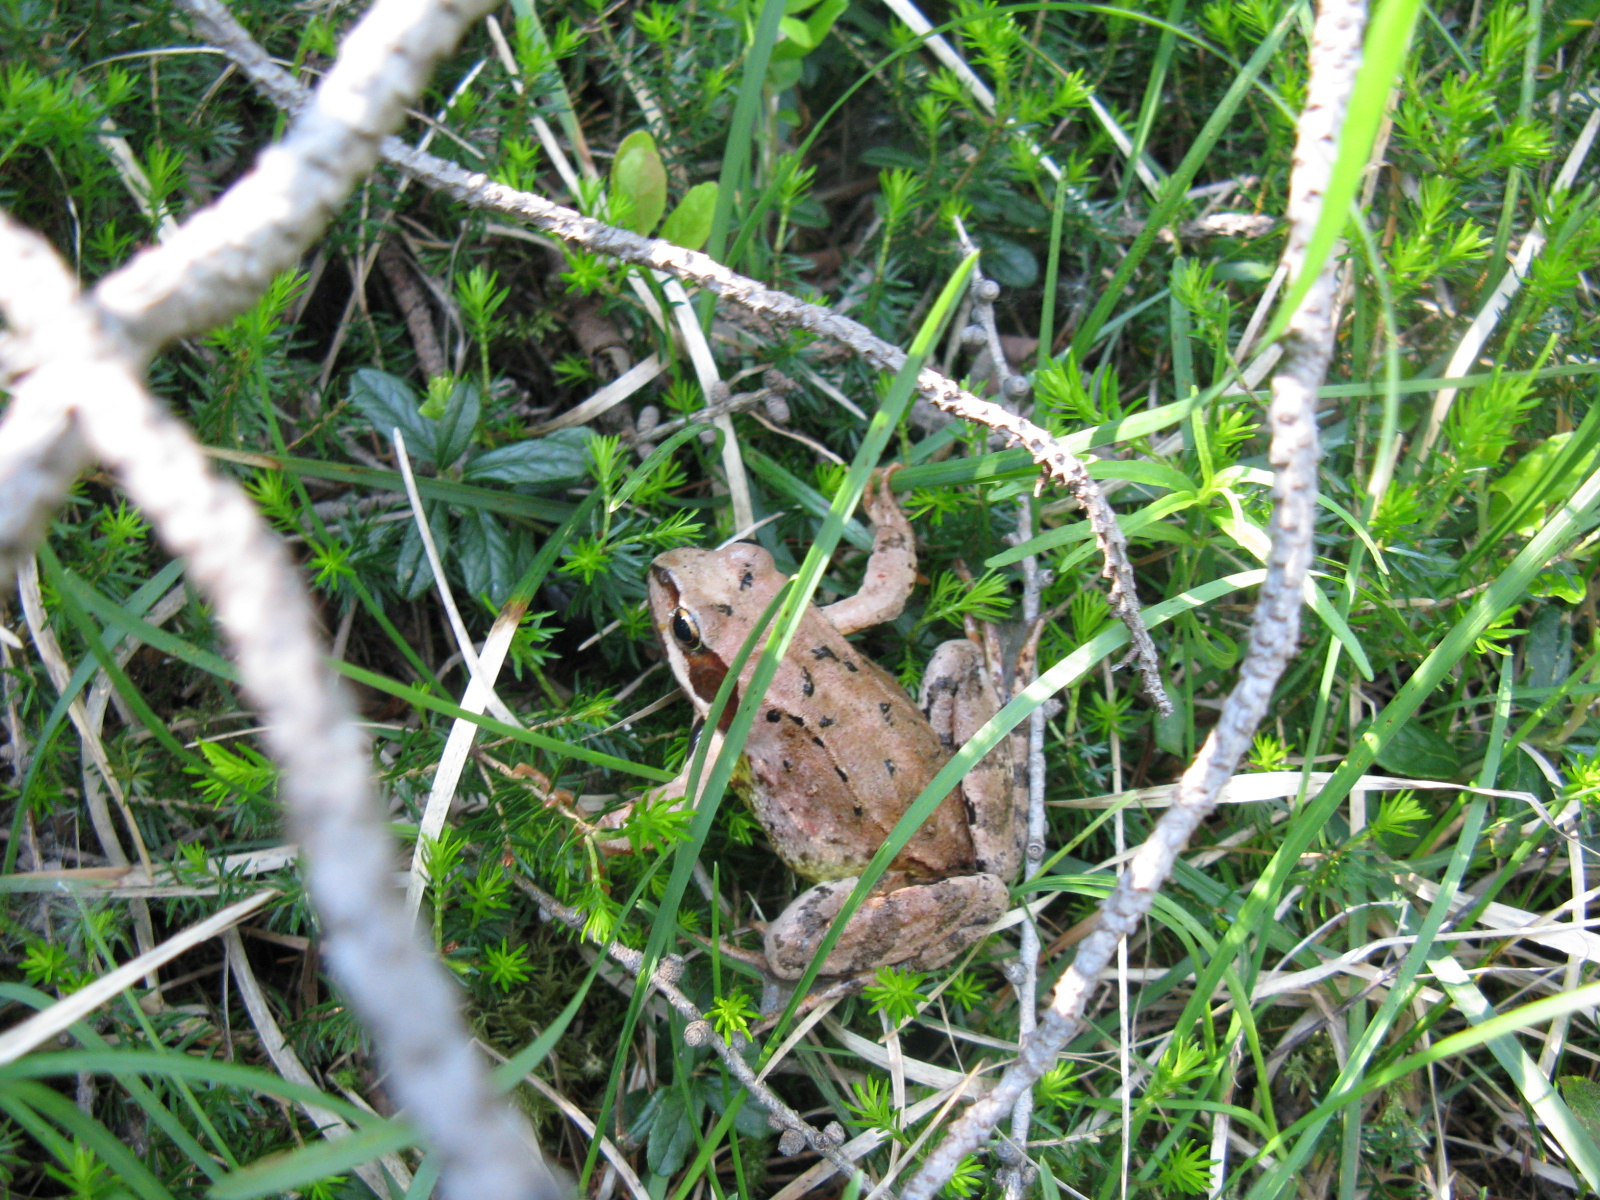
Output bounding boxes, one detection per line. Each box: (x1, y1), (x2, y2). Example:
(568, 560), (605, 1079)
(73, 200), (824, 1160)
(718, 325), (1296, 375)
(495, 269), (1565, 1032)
(1156, 1141), (1216, 1195)
(863, 966), (926, 1025)
(705, 989), (758, 1041)
(7, 0), (1600, 1195)
(609, 130), (668, 235)
(846, 1075), (902, 1140)
(916, 570), (1013, 632)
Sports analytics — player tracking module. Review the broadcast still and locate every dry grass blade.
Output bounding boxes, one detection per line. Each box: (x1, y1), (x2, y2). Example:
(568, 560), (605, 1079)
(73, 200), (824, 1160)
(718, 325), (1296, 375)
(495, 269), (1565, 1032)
(0, 890), (276, 1064)
(224, 928), (412, 1195)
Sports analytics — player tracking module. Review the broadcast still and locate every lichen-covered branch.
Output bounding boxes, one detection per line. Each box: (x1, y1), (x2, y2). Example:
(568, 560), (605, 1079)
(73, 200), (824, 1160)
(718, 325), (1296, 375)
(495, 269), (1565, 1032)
(169, 0), (1170, 714)
(0, 0), (569, 1190)
(900, 1), (1362, 1194)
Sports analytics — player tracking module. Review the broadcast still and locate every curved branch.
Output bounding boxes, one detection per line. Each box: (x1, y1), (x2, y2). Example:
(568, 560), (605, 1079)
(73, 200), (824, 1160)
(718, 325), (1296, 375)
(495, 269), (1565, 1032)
(95, 0), (497, 357)
(899, 0), (1363, 1193)
(0, 0), (570, 1189)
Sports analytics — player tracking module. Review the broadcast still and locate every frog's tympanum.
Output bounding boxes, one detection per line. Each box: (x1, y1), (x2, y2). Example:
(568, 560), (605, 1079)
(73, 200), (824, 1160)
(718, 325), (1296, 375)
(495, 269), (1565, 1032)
(609, 474), (1024, 980)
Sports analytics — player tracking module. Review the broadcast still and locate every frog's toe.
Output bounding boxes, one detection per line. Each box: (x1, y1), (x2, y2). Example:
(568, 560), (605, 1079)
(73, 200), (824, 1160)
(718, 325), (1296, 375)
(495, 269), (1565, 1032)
(765, 875), (1008, 980)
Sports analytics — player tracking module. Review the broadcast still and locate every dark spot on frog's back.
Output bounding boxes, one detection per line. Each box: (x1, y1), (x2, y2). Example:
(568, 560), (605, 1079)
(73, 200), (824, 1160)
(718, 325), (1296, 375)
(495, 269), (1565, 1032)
(879, 702), (893, 724)
(811, 736), (826, 748)
(739, 569), (754, 590)
(715, 603), (734, 616)
(811, 645), (838, 662)
(801, 668), (814, 697)
(766, 709), (782, 723)
(834, 766), (849, 783)
(884, 759), (896, 776)
(781, 759), (792, 772)
(787, 713), (805, 727)
(818, 716), (835, 728)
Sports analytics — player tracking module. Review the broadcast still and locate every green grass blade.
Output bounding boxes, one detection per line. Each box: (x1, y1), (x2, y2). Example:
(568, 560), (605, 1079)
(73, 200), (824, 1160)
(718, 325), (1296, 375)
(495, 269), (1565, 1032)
(210, 1122), (419, 1200)
(0, 1048), (380, 1126)
(0, 1078), (178, 1200)
(1257, 0), (1426, 349)
(208, 447), (576, 524)
(1427, 953), (1600, 1190)
(1068, 8), (1293, 361)
(332, 661), (673, 781)
(1172, 459), (1600, 1177)
(4, 557), (185, 875)
(704, 0), (787, 273)
(740, 446), (874, 550)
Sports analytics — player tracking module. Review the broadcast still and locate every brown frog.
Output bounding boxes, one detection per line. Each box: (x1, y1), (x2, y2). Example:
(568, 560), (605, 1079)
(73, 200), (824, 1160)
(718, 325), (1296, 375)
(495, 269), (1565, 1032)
(609, 474), (1025, 980)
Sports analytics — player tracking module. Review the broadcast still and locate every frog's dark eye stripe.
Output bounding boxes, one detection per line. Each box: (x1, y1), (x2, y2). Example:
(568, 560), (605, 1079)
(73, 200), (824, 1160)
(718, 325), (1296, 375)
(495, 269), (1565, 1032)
(671, 607), (702, 650)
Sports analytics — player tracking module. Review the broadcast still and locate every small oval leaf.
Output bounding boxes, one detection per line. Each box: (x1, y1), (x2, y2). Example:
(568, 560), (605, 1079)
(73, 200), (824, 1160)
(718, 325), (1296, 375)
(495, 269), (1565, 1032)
(610, 129), (667, 235)
(348, 368), (437, 465)
(659, 182), (719, 250)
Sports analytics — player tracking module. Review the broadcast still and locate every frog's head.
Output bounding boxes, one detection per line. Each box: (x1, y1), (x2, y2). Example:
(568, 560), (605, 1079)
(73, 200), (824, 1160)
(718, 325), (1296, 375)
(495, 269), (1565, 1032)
(648, 543), (786, 719)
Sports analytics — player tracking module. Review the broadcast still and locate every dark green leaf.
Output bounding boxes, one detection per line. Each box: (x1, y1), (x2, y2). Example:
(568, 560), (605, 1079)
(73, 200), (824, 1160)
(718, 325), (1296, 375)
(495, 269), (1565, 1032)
(211, 1121), (418, 1199)
(1357, 719), (1461, 780)
(455, 509), (515, 602)
(463, 428), (592, 485)
(705, 1083), (771, 1139)
(349, 368), (437, 464)
(1560, 1078), (1600, 1147)
(646, 1090), (699, 1177)
(978, 233), (1038, 289)
(433, 380), (482, 467)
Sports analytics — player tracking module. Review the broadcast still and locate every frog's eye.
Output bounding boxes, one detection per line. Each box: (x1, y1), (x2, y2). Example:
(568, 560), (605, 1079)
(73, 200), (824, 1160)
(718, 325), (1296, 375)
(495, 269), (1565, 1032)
(670, 607), (703, 650)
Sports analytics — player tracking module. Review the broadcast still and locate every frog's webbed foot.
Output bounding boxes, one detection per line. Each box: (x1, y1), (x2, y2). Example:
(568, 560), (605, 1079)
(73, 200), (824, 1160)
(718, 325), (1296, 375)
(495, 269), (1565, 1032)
(764, 874), (1008, 981)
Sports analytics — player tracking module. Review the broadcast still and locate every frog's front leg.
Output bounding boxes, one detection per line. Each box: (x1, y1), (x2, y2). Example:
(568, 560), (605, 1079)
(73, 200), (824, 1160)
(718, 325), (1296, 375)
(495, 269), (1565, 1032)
(764, 871), (1008, 980)
(819, 470), (916, 636)
(590, 727), (724, 855)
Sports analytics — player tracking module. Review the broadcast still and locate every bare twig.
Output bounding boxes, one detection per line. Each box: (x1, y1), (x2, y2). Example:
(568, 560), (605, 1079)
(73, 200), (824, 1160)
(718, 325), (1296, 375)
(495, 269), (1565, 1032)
(516, 879), (881, 1193)
(166, 0), (1171, 715)
(899, 0), (1360, 1193)
(376, 238), (447, 379)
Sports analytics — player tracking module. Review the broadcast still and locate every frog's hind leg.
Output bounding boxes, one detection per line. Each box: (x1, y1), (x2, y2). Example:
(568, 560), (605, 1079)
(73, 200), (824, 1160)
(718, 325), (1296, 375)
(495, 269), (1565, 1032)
(920, 639), (1025, 879)
(764, 873), (1008, 981)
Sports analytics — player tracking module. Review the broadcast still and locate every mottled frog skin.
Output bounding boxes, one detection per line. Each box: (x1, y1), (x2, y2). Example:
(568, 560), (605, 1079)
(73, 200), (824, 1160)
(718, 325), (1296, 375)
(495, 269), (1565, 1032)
(618, 475), (1024, 980)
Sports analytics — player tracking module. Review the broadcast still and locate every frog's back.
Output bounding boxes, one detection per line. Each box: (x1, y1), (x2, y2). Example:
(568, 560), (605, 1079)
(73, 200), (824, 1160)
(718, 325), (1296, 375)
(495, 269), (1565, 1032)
(652, 540), (978, 882)
(739, 602), (978, 882)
